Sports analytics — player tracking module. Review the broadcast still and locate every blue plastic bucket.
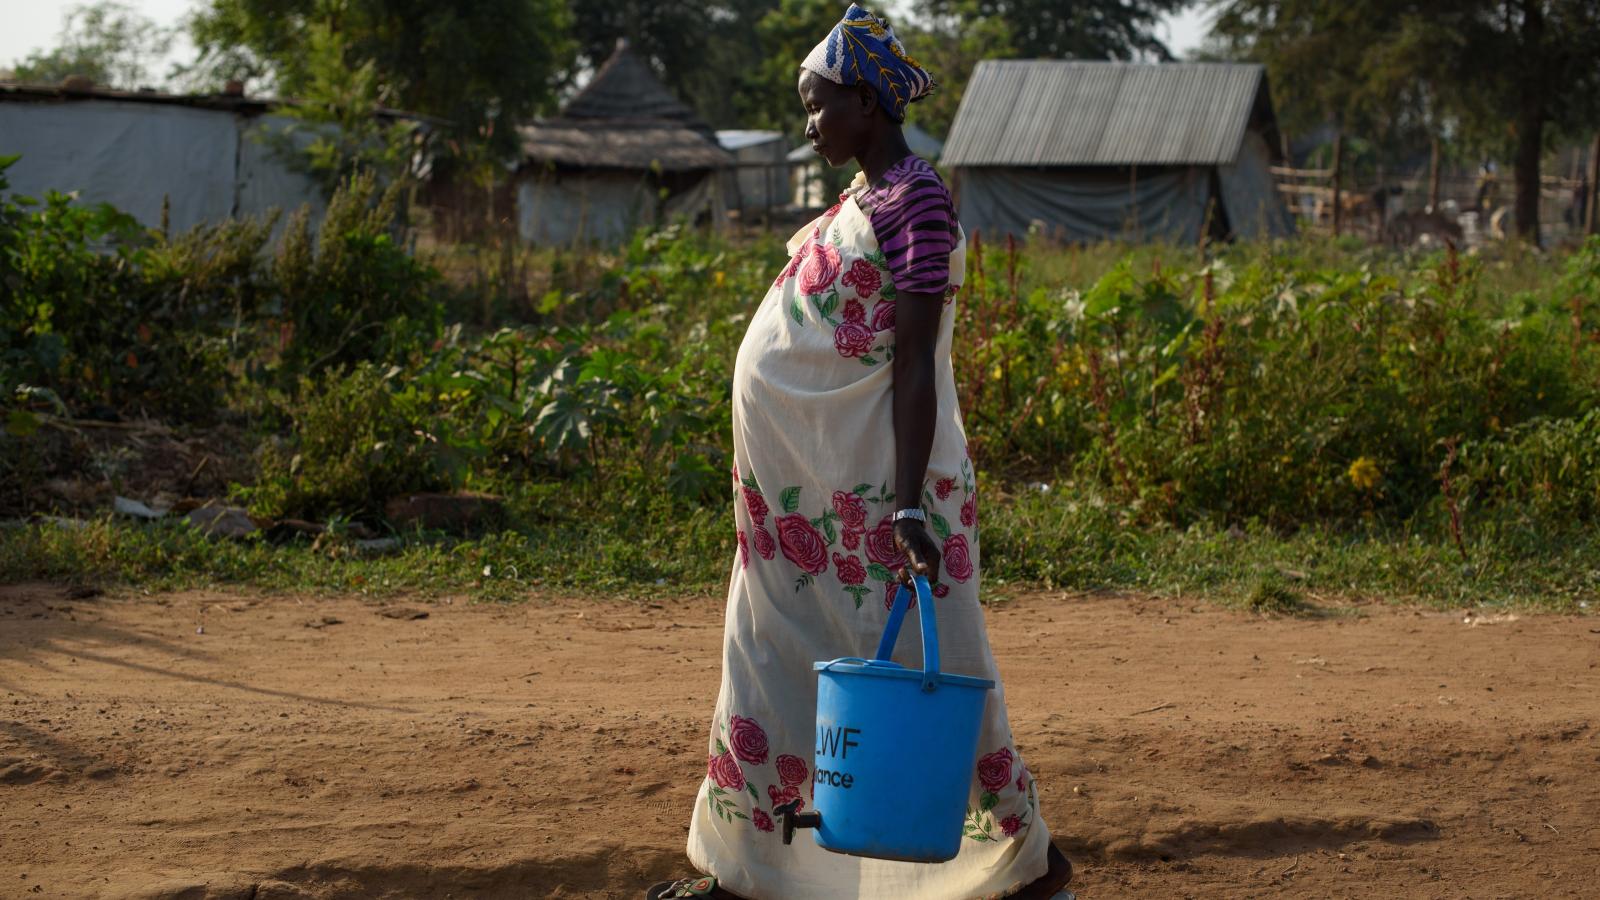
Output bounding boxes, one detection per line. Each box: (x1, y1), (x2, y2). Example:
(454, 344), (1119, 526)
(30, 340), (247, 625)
(806, 576), (994, 862)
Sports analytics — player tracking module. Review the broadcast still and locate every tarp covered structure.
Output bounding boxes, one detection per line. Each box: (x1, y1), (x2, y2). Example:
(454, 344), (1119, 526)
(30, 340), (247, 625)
(943, 61), (1294, 243)
(516, 40), (732, 244)
(0, 83), (332, 234)
(717, 130), (788, 213)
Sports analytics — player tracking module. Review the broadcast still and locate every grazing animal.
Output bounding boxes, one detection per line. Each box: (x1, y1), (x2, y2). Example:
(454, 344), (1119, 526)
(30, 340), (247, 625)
(1384, 210), (1465, 248)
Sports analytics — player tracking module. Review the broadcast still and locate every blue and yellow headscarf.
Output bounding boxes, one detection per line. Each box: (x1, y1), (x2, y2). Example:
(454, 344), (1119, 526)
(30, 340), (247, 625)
(801, 4), (935, 123)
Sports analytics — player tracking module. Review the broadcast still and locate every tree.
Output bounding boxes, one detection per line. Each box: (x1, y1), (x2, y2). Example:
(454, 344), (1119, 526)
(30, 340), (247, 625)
(566, 0), (783, 130)
(921, 0), (1187, 61)
(1417, 1), (1600, 244)
(899, 0), (1017, 139)
(10, 2), (173, 89)
(187, 0), (573, 159)
(1212, 0), (1600, 246)
(1210, 1), (1408, 235)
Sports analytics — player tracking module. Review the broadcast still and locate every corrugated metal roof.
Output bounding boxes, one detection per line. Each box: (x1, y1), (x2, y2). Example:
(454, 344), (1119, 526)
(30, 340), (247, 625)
(943, 61), (1267, 167)
(717, 130), (784, 152)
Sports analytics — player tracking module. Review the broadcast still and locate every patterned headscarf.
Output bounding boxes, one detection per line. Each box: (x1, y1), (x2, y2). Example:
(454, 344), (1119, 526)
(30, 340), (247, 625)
(801, 4), (935, 123)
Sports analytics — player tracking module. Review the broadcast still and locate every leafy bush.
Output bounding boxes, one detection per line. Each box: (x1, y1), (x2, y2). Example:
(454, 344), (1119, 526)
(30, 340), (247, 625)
(0, 158), (437, 422)
(241, 362), (445, 520)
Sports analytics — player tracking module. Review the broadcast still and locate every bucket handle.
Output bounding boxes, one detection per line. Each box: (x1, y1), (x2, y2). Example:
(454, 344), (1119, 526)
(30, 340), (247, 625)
(872, 575), (940, 692)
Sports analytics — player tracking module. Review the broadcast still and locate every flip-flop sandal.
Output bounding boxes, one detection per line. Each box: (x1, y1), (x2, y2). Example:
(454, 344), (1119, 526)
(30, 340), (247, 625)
(644, 875), (724, 899)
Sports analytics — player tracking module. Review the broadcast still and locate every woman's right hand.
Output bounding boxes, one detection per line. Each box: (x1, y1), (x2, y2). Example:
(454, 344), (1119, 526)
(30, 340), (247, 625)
(892, 519), (941, 586)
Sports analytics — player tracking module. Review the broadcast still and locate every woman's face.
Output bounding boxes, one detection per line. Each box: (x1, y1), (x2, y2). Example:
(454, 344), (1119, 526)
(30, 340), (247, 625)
(798, 69), (870, 168)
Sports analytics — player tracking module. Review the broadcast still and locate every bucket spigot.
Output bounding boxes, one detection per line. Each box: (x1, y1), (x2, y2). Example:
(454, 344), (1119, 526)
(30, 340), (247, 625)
(775, 799), (820, 846)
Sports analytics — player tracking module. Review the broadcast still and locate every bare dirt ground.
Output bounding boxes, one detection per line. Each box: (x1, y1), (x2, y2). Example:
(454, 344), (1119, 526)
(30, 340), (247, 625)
(2, 582), (1597, 899)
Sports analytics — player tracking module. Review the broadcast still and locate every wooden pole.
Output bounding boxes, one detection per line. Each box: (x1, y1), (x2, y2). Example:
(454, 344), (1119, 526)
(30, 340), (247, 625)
(1428, 136), (1441, 212)
(1331, 131), (1344, 238)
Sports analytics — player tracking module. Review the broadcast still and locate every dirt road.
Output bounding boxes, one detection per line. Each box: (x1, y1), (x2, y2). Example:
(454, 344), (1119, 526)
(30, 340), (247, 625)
(2, 582), (1597, 899)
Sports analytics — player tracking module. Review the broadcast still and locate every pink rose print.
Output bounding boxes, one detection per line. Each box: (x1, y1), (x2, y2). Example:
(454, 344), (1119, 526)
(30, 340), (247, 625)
(752, 525), (776, 560)
(1017, 766), (1031, 793)
(1000, 814), (1023, 837)
(748, 522), (774, 557)
(833, 320), (874, 358)
(942, 533), (973, 583)
(737, 530), (749, 569)
(776, 513), (828, 575)
(776, 754), (809, 787)
(864, 516), (906, 568)
(977, 748), (1014, 793)
(934, 477), (956, 501)
(883, 580), (918, 611)
(774, 240), (808, 287)
(840, 258), (882, 297)
(870, 299), (896, 333)
(729, 715), (769, 765)
(768, 783), (804, 811)
(710, 752), (745, 791)
(841, 527), (862, 551)
(753, 809), (775, 832)
(933, 582), (950, 598)
(960, 490), (977, 528)
(842, 299), (867, 324)
(743, 487), (768, 525)
(799, 240), (841, 295)
(831, 491), (868, 529)
(832, 553), (867, 585)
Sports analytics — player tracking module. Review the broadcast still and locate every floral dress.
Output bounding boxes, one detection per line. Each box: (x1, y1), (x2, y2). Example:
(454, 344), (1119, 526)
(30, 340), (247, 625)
(686, 157), (1050, 899)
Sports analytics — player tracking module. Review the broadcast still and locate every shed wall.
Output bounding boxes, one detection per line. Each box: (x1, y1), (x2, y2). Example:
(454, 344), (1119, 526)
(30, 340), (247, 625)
(0, 100), (238, 230)
(1217, 130), (1294, 239)
(1, 101), (332, 235)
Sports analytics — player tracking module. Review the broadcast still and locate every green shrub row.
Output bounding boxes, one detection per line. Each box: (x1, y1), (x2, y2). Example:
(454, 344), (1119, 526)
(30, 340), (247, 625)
(6, 152), (1600, 551)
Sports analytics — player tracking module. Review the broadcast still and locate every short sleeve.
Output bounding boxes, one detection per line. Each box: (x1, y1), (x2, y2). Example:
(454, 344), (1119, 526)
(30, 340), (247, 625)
(865, 160), (958, 296)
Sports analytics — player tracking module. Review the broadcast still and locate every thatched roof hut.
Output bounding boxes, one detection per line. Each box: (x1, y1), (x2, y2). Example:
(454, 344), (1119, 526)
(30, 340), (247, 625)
(515, 40), (732, 244)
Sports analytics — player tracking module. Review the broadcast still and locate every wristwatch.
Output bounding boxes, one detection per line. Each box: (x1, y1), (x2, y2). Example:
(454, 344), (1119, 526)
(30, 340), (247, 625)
(892, 508), (926, 524)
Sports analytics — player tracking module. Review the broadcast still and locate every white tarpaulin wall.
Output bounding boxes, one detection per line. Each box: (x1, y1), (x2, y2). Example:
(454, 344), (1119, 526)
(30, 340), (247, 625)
(0, 100), (327, 234)
(957, 166), (1212, 243)
(517, 170), (720, 245)
(236, 116), (329, 231)
(517, 172), (659, 245)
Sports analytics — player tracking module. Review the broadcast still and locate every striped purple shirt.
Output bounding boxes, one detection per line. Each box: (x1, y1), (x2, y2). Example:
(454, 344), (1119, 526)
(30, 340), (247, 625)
(854, 155), (957, 296)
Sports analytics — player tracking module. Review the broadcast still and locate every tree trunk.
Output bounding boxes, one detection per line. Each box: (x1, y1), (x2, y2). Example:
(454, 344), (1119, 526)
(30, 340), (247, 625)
(1512, 0), (1544, 246)
(1428, 136), (1441, 212)
(1331, 131), (1344, 238)
(1513, 107), (1543, 245)
(1587, 133), (1599, 236)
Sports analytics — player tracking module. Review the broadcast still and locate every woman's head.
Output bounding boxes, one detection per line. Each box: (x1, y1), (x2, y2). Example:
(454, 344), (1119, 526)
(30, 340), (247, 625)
(798, 4), (933, 166)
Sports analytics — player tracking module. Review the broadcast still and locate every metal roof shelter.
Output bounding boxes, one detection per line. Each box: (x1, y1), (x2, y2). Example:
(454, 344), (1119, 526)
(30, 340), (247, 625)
(515, 40), (732, 244)
(944, 60), (1293, 243)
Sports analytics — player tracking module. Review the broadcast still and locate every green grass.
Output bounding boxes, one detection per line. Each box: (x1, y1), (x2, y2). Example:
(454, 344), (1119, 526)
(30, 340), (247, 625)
(6, 490), (1595, 611)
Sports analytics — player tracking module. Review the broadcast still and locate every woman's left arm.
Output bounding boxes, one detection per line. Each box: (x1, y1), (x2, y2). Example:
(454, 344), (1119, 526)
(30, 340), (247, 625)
(891, 289), (944, 584)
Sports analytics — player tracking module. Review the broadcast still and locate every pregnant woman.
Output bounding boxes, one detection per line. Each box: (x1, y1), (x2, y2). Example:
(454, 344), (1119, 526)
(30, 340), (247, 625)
(651, 6), (1072, 899)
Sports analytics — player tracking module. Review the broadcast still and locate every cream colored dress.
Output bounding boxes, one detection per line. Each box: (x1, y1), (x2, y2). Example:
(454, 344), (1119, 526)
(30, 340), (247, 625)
(686, 178), (1050, 899)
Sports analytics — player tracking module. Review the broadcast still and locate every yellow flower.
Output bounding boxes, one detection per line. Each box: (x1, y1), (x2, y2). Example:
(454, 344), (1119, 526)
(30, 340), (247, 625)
(714, 270), (726, 288)
(1348, 457), (1381, 491)
(991, 364), (1003, 381)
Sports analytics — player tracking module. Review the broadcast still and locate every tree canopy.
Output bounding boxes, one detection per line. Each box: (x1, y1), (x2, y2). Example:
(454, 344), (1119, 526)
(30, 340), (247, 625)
(1211, 0), (1600, 243)
(10, 2), (173, 89)
(186, 0), (572, 156)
